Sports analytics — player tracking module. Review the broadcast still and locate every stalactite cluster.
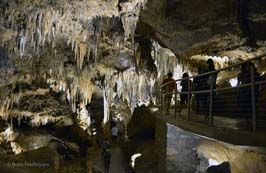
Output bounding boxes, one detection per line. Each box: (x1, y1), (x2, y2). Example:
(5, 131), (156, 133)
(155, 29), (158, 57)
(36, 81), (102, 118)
(0, 0), (183, 138)
(120, 0), (147, 43)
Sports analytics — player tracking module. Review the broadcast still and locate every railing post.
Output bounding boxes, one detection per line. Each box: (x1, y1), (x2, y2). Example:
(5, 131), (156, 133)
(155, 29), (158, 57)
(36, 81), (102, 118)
(251, 65), (256, 132)
(166, 93), (168, 121)
(187, 80), (191, 121)
(174, 89), (177, 118)
(209, 75), (214, 126)
(160, 90), (163, 117)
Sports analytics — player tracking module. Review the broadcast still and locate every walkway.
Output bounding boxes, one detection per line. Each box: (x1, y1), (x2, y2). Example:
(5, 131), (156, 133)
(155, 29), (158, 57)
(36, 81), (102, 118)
(168, 108), (252, 130)
(164, 108), (266, 146)
(89, 144), (128, 173)
(160, 53), (266, 146)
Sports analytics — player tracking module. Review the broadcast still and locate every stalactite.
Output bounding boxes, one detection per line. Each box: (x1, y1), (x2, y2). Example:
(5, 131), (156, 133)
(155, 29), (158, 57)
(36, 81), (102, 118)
(108, 68), (156, 114)
(120, 0), (147, 43)
(77, 41), (87, 70)
(41, 10), (52, 46)
(18, 30), (27, 57)
(78, 70), (94, 105)
(151, 40), (192, 80)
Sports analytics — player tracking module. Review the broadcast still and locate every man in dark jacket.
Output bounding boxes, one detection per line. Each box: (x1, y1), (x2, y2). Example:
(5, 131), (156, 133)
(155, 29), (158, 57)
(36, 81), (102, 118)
(161, 72), (177, 115)
(103, 149), (111, 173)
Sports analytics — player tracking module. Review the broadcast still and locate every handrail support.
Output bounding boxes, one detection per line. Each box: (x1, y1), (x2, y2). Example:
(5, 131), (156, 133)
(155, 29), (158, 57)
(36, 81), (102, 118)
(187, 80), (191, 121)
(251, 65), (257, 132)
(209, 75), (214, 126)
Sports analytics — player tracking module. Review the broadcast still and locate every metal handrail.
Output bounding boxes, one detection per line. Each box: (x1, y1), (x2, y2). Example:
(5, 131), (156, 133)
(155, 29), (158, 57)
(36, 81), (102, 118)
(160, 52), (266, 88)
(161, 80), (266, 95)
(160, 52), (266, 132)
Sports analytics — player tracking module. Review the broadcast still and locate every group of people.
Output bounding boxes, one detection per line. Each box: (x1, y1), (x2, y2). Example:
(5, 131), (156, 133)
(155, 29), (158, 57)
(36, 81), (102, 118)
(161, 58), (217, 115)
(161, 58), (261, 122)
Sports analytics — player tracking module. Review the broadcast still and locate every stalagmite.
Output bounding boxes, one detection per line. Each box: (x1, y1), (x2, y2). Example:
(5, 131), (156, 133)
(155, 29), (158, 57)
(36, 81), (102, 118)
(77, 104), (91, 131)
(10, 142), (24, 154)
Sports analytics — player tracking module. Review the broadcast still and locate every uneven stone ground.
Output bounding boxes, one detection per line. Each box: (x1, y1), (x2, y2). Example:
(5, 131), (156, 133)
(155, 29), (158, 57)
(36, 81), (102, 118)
(0, 143), (129, 173)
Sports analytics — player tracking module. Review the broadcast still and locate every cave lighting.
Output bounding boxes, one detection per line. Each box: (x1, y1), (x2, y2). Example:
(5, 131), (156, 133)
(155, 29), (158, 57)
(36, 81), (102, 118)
(131, 153), (142, 168)
(229, 78), (238, 87)
(150, 107), (159, 112)
(208, 158), (219, 166)
(1, 126), (18, 142)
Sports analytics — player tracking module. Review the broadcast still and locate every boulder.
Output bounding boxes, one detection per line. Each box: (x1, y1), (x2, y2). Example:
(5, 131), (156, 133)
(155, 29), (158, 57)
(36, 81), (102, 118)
(127, 105), (156, 139)
(50, 125), (92, 157)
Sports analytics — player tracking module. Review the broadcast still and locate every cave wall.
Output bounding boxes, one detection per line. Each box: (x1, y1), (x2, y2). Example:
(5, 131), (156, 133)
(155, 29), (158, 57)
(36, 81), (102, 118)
(167, 124), (266, 173)
(137, 0), (266, 56)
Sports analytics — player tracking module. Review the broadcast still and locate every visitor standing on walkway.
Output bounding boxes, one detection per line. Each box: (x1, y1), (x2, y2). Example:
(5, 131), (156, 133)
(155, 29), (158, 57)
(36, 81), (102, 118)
(103, 149), (111, 173)
(203, 58), (218, 117)
(205, 58), (217, 90)
(179, 73), (193, 113)
(102, 138), (110, 159)
(111, 126), (119, 143)
(161, 72), (177, 115)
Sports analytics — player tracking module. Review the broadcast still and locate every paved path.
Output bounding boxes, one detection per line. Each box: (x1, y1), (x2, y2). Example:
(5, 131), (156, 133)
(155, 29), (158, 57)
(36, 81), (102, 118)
(163, 109), (266, 146)
(166, 108), (252, 130)
(90, 145), (128, 173)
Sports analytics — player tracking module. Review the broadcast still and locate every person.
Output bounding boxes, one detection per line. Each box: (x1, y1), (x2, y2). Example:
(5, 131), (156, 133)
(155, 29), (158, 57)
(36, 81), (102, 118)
(179, 73), (193, 113)
(205, 58), (217, 89)
(101, 138), (110, 159)
(103, 149), (111, 173)
(237, 62), (260, 123)
(111, 126), (119, 143)
(203, 58), (217, 117)
(194, 67), (208, 113)
(161, 72), (177, 115)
